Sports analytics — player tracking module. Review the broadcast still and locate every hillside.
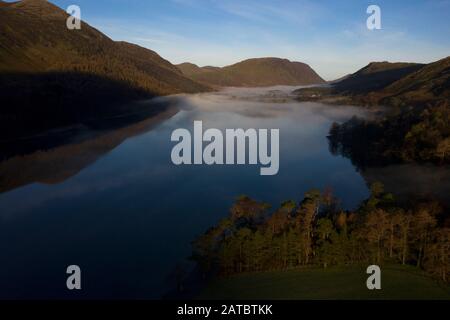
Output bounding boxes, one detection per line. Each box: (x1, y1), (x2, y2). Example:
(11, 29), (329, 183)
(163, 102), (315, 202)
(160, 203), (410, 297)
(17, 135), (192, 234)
(325, 57), (450, 166)
(176, 62), (221, 77)
(333, 61), (424, 94)
(176, 58), (326, 87)
(379, 56), (450, 107)
(293, 57), (449, 107)
(0, 0), (208, 95)
(0, 0), (210, 137)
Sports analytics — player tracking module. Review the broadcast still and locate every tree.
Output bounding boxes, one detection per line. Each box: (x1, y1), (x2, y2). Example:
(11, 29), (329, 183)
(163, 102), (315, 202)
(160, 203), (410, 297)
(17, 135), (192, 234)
(192, 191), (449, 283)
(285, 228), (301, 268)
(295, 190), (321, 264)
(321, 187), (339, 216)
(248, 230), (268, 272)
(412, 208), (437, 268)
(365, 182), (384, 211)
(235, 228), (253, 273)
(365, 209), (390, 263)
(191, 217), (233, 276)
(315, 218), (336, 268)
(395, 211), (413, 265)
(335, 211), (347, 232)
(230, 195), (270, 224)
(386, 209), (405, 259)
(424, 228), (450, 282)
(266, 201), (294, 235)
(436, 137), (450, 163)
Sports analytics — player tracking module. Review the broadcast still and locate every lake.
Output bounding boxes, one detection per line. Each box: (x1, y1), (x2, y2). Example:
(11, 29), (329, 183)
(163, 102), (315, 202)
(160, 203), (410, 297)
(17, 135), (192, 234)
(0, 86), (445, 299)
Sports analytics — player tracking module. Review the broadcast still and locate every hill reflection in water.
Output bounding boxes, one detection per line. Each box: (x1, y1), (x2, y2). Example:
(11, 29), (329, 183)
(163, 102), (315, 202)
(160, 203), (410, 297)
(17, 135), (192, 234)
(0, 87), (447, 299)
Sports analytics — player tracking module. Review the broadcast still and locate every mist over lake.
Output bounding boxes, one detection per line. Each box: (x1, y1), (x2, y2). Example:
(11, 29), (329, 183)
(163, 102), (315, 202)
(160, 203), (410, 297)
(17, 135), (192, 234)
(1, 86), (445, 299)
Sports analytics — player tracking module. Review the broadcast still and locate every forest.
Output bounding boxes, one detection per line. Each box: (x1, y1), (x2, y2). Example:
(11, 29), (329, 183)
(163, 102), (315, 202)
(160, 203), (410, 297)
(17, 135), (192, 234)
(328, 101), (450, 167)
(192, 183), (450, 283)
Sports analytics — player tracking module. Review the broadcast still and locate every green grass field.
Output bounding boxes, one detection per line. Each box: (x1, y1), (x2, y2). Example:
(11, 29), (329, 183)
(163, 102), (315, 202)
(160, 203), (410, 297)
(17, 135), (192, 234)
(198, 265), (450, 300)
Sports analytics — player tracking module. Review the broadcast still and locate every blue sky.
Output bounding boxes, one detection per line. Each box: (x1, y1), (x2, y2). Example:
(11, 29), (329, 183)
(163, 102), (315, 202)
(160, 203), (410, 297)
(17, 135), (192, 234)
(21, 0), (450, 79)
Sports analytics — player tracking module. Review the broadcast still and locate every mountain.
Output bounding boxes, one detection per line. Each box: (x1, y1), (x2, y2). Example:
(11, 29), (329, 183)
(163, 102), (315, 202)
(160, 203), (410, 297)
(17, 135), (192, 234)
(176, 58), (326, 87)
(176, 62), (221, 77)
(327, 74), (351, 84)
(379, 56), (450, 107)
(333, 61), (424, 94)
(0, 0), (209, 94)
(294, 57), (449, 107)
(335, 58), (450, 107)
(0, 0), (209, 137)
(326, 57), (450, 167)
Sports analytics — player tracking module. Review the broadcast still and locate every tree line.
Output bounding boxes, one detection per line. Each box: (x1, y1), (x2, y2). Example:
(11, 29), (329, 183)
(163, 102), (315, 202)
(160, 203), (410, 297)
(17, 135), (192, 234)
(328, 102), (450, 167)
(192, 183), (449, 283)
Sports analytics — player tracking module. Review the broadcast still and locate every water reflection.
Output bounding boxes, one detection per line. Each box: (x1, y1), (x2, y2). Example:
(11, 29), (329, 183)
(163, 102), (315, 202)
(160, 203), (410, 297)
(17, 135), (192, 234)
(1, 86), (441, 299)
(0, 102), (179, 194)
(362, 164), (450, 206)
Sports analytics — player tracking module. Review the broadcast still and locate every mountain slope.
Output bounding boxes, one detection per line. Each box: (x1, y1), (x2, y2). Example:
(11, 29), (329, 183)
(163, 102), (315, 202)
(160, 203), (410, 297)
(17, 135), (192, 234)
(294, 57), (449, 107)
(0, 0), (210, 137)
(177, 58), (325, 87)
(379, 56), (450, 106)
(326, 57), (450, 167)
(176, 62), (222, 78)
(333, 62), (425, 94)
(0, 0), (209, 95)
(334, 58), (450, 107)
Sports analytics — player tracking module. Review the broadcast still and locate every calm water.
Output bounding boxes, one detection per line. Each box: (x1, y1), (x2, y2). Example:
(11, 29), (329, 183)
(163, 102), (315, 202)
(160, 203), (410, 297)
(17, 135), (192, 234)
(0, 86), (393, 298)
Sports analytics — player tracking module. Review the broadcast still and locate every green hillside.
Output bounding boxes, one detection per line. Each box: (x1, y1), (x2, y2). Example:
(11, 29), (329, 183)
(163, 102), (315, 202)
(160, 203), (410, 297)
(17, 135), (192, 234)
(293, 57), (449, 108)
(177, 58), (326, 87)
(198, 265), (450, 300)
(334, 61), (424, 94)
(380, 56), (450, 107)
(0, 0), (209, 95)
(0, 0), (210, 137)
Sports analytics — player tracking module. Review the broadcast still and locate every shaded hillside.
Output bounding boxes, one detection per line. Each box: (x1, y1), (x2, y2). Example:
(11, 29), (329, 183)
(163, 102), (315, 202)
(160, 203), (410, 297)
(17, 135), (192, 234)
(294, 57), (450, 166)
(327, 74), (351, 84)
(332, 58), (449, 107)
(177, 58), (325, 87)
(0, 0), (209, 95)
(328, 101), (450, 166)
(380, 56), (450, 107)
(294, 61), (425, 104)
(0, 72), (151, 138)
(334, 62), (424, 94)
(0, 0), (209, 136)
(294, 57), (449, 108)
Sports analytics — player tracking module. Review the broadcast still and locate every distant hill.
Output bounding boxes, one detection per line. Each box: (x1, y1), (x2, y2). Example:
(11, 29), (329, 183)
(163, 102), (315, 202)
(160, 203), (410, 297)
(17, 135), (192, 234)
(325, 57), (450, 167)
(379, 56), (450, 107)
(333, 61), (425, 94)
(294, 57), (449, 107)
(327, 74), (351, 84)
(335, 58), (450, 107)
(176, 62), (221, 77)
(0, 0), (209, 136)
(176, 58), (325, 87)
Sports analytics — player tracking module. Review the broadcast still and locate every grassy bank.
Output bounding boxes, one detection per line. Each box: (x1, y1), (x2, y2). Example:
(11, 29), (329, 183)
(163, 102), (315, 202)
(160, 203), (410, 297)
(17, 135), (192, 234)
(198, 265), (450, 300)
